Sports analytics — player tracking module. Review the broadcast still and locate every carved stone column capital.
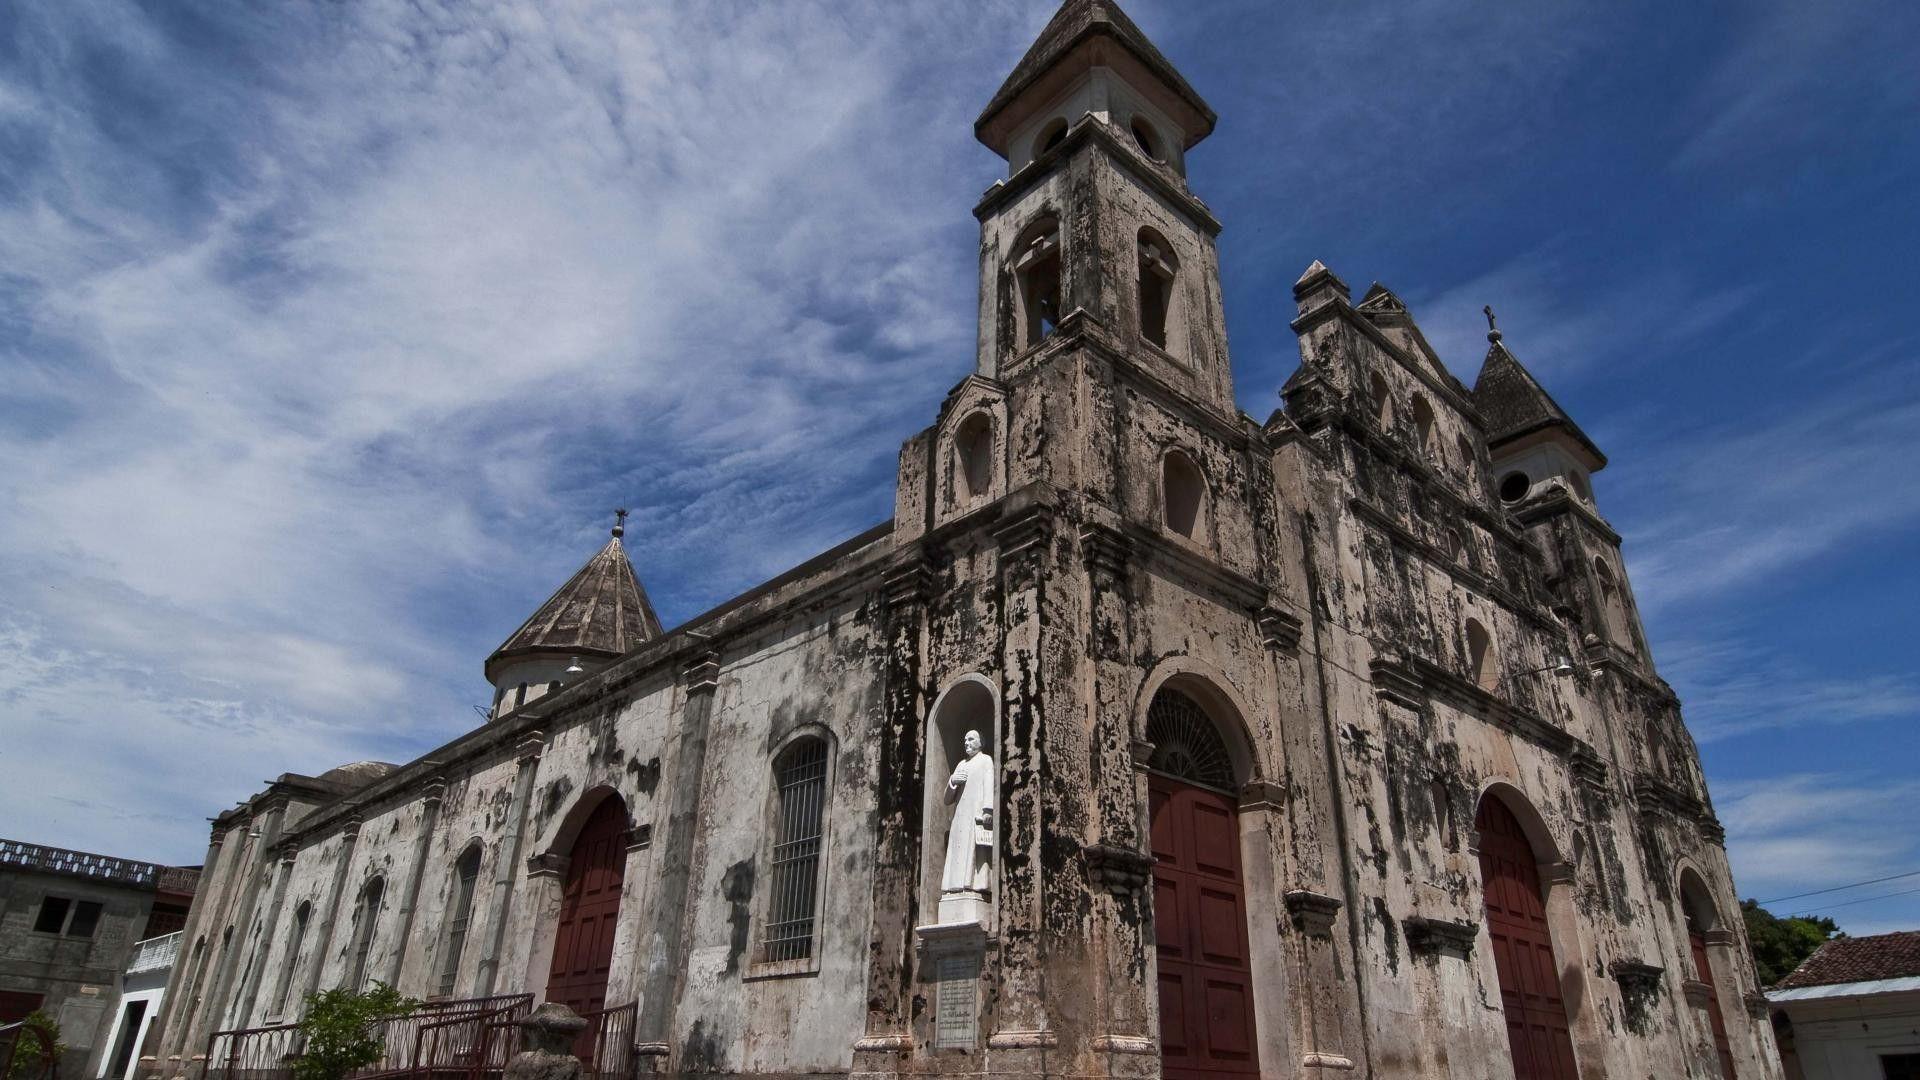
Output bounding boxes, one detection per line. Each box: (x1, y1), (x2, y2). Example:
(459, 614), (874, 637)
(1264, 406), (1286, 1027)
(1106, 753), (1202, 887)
(1285, 890), (1342, 937)
(1402, 916), (1478, 959)
(515, 731), (547, 765)
(991, 501), (1053, 590)
(883, 552), (935, 611)
(622, 824), (653, 852)
(1078, 522), (1131, 586)
(526, 852), (570, 879)
(1703, 928), (1737, 949)
(681, 651), (721, 693)
(1083, 843), (1154, 897)
(1255, 605), (1303, 654)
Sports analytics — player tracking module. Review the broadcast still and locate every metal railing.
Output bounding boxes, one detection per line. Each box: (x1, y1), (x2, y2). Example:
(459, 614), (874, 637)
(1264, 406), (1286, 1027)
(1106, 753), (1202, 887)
(128, 931), (183, 974)
(0, 837), (178, 889)
(201, 995), (533, 1080)
(574, 1003), (636, 1080)
(398, 996), (533, 1080)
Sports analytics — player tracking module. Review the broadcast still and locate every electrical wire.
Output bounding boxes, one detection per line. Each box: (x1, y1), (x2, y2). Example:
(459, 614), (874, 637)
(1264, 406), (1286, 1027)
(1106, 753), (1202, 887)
(1791, 884), (1920, 917)
(1757, 868), (1920, 906)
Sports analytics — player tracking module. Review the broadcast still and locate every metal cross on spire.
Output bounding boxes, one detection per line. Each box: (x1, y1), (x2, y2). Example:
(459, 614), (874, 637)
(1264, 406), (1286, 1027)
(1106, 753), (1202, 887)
(1483, 304), (1503, 344)
(613, 508), (629, 538)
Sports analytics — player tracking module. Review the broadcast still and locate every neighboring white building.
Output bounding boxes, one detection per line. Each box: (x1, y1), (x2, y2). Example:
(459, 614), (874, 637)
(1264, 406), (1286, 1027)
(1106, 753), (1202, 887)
(97, 932), (182, 1080)
(1769, 931), (1920, 1080)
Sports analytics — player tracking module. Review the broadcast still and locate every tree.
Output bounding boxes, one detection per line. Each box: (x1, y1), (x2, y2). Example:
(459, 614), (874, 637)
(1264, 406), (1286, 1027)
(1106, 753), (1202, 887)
(1742, 898), (1840, 987)
(3, 1011), (63, 1080)
(292, 983), (418, 1080)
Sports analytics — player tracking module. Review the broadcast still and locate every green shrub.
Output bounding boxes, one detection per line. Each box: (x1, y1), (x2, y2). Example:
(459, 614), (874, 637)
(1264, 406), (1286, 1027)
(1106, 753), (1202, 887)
(292, 983), (418, 1080)
(4, 1012), (63, 1080)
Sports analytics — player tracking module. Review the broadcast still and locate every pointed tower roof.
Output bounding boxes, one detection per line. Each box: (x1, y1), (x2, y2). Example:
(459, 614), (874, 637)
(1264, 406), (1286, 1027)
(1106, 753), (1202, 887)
(976, 0), (1215, 155)
(1472, 318), (1607, 470)
(485, 514), (664, 683)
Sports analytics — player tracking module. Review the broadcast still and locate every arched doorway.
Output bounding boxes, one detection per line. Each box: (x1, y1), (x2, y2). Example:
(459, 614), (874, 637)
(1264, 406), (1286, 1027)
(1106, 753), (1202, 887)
(547, 795), (627, 1016)
(1145, 687), (1258, 1080)
(1681, 875), (1738, 1078)
(1476, 794), (1578, 1080)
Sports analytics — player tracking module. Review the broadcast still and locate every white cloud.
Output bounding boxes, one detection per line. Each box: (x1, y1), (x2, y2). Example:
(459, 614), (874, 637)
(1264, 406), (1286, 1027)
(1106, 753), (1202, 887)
(1717, 773), (1920, 932)
(0, 0), (1030, 864)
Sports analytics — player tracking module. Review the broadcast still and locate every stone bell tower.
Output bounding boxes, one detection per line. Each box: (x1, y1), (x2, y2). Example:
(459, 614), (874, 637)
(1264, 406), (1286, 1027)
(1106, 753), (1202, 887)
(970, 0), (1230, 414)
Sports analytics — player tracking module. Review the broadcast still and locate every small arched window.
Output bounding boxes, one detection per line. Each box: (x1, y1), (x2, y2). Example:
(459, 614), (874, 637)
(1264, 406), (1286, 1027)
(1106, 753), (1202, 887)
(1593, 557), (1635, 652)
(1411, 393), (1436, 453)
(1441, 528), (1464, 563)
(1162, 449), (1205, 540)
(345, 877), (384, 991)
(1129, 115), (1161, 161)
(955, 412), (993, 502)
(1036, 118), (1069, 156)
(1010, 217), (1062, 353)
(1137, 228), (1178, 352)
(437, 847), (482, 997)
(764, 737), (830, 963)
(1455, 433), (1474, 474)
(1369, 372), (1393, 429)
(273, 901), (311, 1015)
(1465, 619), (1497, 691)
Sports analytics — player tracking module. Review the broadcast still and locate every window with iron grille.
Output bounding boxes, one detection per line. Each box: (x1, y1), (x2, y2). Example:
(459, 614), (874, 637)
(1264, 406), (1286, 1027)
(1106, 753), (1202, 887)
(345, 877), (383, 990)
(437, 847), (482, 997)
(763, 738), (829, 964)
(273, 902), (310, 1015)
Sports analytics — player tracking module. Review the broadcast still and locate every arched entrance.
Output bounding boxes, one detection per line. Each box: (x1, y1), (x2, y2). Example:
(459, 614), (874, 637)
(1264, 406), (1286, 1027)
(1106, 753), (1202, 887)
(1681, 874), (1738, 1078)
(546, 795), (627, 1016)
(1475, 794), (1578, 1080)
(1145, 687), (1258, 1080)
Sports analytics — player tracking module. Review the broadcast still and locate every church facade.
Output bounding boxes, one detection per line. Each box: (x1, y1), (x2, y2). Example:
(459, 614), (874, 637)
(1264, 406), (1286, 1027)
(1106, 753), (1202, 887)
(145, 3), (1779, 1079)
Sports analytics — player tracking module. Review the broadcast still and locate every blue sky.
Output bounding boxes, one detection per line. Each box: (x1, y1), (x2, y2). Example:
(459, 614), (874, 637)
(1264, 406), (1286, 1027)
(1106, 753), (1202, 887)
(2, 0), (1916, 934)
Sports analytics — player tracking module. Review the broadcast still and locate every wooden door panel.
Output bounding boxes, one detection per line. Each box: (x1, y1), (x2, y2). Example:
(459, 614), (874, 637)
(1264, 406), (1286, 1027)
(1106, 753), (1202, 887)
(548, 798), (627, 1017)
(1477, 797), (1578, 1080)
(1150, 772), (1260, 1080)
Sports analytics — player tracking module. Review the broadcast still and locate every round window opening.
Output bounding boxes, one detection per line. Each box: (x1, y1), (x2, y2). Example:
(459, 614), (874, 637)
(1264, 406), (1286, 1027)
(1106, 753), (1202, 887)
(1130, 117), (1160, 160)
(1498, 472), (1531, 503)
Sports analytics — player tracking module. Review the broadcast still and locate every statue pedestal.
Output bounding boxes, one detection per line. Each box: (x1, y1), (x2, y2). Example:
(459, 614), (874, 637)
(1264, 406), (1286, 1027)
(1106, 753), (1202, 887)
(915, 919), (990, 1051)
(936, 888), (990, 927)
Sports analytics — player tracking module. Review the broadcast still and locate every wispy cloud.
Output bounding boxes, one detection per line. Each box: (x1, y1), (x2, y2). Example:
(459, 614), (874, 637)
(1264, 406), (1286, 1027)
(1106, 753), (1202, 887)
(1717, 773), (1920, 933)
(0, 0), (1029, 864)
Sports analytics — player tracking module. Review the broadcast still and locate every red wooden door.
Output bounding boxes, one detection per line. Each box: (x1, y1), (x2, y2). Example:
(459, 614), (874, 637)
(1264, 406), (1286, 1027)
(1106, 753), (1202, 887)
(1689, 925), (1738, 1078)
(547, 798), (627, 1019)
(1150, 773), (1259, 1080)
(1476, 797), (1579, 1080)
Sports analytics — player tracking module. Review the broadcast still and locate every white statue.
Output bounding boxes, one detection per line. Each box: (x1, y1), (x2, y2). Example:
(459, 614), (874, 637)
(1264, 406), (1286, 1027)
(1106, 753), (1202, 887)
(941, 729), (995, 896)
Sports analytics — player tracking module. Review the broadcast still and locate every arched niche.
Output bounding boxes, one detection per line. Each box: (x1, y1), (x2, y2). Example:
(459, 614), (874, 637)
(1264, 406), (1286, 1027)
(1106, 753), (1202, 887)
(922, 676), (999, 923)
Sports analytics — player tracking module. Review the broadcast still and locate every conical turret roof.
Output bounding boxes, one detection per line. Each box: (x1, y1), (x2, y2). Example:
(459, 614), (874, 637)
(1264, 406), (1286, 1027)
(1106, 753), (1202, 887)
(1472, 339), (1606, 470)
(485, 525), (663, 683)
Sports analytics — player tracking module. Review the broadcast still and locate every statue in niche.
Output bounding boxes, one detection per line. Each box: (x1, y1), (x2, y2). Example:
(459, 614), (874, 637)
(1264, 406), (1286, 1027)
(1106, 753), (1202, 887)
(941, 729), (995, 903)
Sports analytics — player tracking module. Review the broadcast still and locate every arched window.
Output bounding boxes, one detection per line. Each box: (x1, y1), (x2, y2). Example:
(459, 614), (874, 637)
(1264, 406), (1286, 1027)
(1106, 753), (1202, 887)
(1466, 619), (1497, 691)
(1036, 117), (1069, 157)
(514, 683), (528, 709)
(1161, 449), (1205, 540)
(1137, 228), (1178, 351)
(437, 847), (483, 997)
(955, 411), (993, 502)
(1369, 372), (1393, 429)
(1144, 688), (1235, 790)
(272, 902), (311, 1015)
(1412, 393), (1436, 454)
(764, 737), (829, 963)
(1456, 433), (1475, 475)
(1441, 528), (1464, 564)
(1130, 115), (1161, 160)
(1010, 217), (1061, 353)
(345, 877), (384, 991)
(1592, 558), (1634, 652)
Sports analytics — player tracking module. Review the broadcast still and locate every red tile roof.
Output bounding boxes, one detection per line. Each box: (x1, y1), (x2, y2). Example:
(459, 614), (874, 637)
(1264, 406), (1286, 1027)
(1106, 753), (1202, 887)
(1775, 931), (1920, 989)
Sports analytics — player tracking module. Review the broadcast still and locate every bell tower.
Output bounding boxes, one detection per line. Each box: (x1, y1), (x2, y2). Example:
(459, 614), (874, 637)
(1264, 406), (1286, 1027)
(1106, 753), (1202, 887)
(970, 0), (1233, 415)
